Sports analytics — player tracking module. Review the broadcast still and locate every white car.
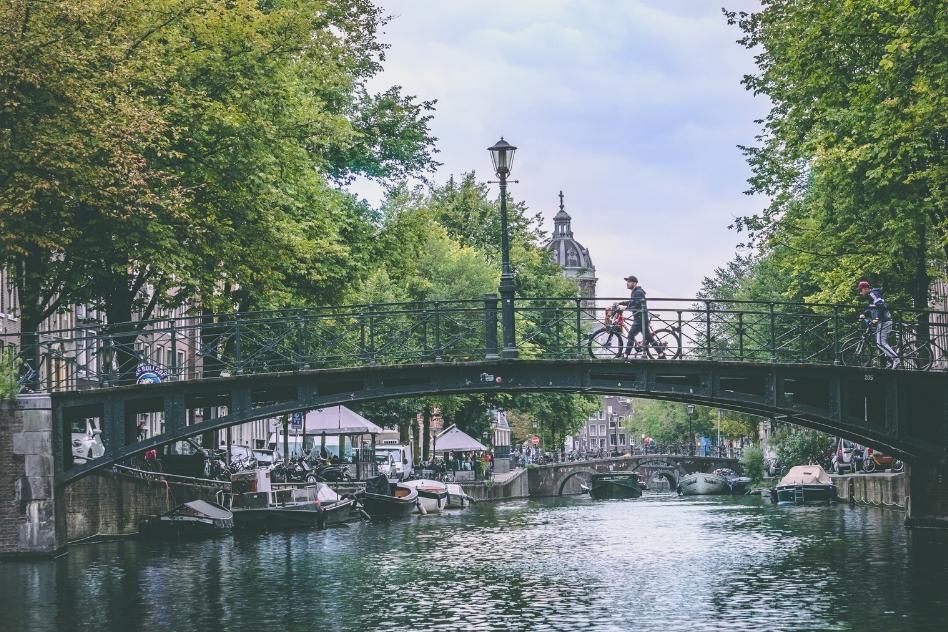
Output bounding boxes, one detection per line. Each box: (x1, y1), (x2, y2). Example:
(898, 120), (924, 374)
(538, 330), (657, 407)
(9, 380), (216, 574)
(831, 438), (862, 474)
(72, 420), (105, 463)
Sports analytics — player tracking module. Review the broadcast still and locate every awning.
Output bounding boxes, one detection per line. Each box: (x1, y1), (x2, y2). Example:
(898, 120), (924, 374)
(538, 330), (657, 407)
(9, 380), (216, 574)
(434, 424), (488, 452)
(302, 406), (383, 436)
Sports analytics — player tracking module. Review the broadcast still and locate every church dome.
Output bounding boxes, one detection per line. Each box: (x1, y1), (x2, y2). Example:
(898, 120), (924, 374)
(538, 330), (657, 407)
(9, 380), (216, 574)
(545, 191), (595, 274)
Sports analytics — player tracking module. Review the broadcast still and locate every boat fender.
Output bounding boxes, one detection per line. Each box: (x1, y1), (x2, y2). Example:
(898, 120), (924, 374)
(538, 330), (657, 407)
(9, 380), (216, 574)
(357, 508), (371, 522)
(416, 500), (428, 515)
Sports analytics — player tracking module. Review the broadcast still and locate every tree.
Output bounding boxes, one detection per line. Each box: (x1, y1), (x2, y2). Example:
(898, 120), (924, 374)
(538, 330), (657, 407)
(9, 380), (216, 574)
(623, 400), (715, 446)
(725, 1), (946, 312)
(773, 427), (832, 473)
(741, 445), (765, 484)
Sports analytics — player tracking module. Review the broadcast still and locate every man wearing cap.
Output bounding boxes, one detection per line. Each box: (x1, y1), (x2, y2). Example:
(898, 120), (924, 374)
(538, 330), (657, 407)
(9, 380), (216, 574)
(858, 280), (899, 368)
(616, 275), (654, 358)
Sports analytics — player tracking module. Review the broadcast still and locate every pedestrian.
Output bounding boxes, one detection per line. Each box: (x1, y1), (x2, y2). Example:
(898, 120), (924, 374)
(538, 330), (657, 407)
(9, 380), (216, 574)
(857, 280), (900, 368)
(615, 275), (656, 358)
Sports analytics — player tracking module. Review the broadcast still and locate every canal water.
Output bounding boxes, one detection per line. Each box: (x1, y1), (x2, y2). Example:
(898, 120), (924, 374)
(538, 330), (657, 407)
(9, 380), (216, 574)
(3, 493), (948, 631)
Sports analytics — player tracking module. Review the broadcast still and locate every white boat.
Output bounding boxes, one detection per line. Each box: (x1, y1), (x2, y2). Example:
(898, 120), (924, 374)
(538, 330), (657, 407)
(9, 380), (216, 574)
(400, 479), (448, 514)
(775, 465), (837, 505)
(445, 483), (473, 509)
(677, 472), (729, 495)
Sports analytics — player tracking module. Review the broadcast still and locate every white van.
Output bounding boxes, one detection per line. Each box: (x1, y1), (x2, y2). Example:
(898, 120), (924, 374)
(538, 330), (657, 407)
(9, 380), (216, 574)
(375, 444), (412, 480)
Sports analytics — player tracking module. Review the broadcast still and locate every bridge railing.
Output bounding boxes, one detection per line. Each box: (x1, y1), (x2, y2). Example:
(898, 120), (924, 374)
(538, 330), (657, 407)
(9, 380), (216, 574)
(3, 296), (946, 392)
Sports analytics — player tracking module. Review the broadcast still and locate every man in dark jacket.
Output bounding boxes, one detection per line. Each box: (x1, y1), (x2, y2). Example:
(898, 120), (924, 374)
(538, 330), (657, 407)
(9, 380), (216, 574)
(858, 280), (899, 368)
(616, 275), (654, 358)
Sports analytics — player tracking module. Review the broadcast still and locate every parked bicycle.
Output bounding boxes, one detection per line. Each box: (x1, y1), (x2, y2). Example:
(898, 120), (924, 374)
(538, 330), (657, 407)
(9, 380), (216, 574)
(587, 304), (682, 360)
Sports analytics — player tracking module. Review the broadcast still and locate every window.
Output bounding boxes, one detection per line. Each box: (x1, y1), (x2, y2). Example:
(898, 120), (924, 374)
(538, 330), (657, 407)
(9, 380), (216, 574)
(167, 348), (174, 367)
(619, 434), (626, 445)
(599, 424), (606, 436)
(156, 346), (165, 366)
(610, 435), (617, 445)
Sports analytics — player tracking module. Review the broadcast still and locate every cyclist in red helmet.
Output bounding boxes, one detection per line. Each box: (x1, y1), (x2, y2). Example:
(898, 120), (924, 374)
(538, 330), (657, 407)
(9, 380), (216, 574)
(858, 280), (899, 368)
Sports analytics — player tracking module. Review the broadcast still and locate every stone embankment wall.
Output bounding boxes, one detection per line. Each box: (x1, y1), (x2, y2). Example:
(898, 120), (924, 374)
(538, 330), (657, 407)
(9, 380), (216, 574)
(831, 472), (908, 511)
(461, 468), (529, 501)
(0, 396), (64, 557)
(65, 471), (224, 543)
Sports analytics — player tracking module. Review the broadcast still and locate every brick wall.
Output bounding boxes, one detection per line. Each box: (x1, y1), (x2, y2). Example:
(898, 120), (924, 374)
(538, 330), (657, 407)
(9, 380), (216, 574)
(65, 471), (224, 542)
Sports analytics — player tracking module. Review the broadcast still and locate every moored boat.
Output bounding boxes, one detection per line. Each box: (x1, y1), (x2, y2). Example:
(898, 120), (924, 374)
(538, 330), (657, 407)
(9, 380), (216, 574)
(774, 465), (837, 505)
(143, 499), (234, 536)
(445, 483), (473, 509)
(357, 475), (419, 519)
(230, 469), (358, 529)
(400, 478), (449, 514)
(677, 472), (729, 495)
(589, 473), (642, 499)
(714, 468), (752, 495)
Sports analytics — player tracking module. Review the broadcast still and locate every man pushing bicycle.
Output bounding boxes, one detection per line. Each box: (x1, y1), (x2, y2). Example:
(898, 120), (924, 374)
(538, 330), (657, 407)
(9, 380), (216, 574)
(615, 275), (655, 359)
(857, 280), (900, 369)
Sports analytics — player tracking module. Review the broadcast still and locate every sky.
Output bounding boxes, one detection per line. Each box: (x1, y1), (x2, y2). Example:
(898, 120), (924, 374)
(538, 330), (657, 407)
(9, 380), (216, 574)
(353, 0), (767, 299)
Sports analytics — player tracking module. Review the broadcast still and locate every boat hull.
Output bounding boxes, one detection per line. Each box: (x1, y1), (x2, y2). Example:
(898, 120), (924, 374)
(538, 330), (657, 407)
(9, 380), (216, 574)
(358, 489), (418, 519)
(232, 505), (322, 530)
(775, 484), (837, 505)
(589, 474), (642, 499)
(677, 473), (729, 495)
(415, 489), (448, 514)
(143, 500), (233, 536)
(445, 483), (471, 509)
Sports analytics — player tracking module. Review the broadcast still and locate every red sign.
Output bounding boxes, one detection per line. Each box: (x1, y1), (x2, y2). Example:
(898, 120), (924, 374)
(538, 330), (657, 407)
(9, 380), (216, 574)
(531, 435), (540, 446)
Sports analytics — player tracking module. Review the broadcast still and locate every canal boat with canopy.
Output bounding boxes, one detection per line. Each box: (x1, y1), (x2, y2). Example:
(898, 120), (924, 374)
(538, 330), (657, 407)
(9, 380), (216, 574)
(400, 478), (449, 513)
(589, 473), (642, 499)
(775, 465), (837, 504)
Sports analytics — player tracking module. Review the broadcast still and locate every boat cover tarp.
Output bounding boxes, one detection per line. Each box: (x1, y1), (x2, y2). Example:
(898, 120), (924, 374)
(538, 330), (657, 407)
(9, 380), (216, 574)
(180, 500), (232, 520)
(304, 406), (384, 436)
(433, 424), (488, 452)
(365, 475), (391, 495)
(778, 465), (833, 486)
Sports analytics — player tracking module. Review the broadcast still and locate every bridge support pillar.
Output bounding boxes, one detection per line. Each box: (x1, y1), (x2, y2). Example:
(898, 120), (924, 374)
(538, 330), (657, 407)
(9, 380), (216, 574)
(906, 463), (948, 528)
(0, 395), (65, 557)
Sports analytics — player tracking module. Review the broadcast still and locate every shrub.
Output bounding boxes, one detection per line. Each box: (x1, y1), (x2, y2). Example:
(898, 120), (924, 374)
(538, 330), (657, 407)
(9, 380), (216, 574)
(0, 348), (18, 400)
(740, 445), (765, 484)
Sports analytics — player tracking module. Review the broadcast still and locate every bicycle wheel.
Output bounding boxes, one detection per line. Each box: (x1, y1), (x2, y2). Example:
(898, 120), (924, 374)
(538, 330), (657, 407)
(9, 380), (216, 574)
(840, 338), (873, 367)
(901, 340), (934, 371)
(588, 327), (624, 359)
(647, 328), (682, 359)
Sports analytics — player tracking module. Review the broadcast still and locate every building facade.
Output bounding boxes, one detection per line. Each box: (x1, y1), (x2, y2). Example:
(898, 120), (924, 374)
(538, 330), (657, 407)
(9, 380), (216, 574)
(569, 396), (633, 454)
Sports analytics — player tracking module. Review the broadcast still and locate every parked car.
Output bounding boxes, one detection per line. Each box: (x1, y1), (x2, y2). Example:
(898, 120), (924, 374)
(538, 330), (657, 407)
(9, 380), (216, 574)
(831, 438), (863, 474)
(72, 419), (105, 463)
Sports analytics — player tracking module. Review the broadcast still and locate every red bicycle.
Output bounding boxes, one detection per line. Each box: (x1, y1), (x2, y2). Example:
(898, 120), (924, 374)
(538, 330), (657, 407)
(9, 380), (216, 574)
(587, 304), (682, 360)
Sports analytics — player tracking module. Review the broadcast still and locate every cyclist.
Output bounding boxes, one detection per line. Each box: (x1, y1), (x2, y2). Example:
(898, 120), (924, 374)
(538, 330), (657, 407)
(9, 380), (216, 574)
(616, 275), (655, 358)
(858, 280), (900, 368)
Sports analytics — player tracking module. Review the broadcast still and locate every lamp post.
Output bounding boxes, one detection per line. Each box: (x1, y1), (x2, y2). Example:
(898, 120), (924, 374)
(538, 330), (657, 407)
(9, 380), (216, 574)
(687, 404), (695, 456)
(488, 137), (518, 358)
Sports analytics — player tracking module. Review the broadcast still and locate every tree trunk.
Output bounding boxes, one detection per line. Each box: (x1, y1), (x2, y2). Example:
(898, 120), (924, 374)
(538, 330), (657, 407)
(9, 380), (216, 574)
(422, 403), (432, 462)
(410, 413), (420, 467)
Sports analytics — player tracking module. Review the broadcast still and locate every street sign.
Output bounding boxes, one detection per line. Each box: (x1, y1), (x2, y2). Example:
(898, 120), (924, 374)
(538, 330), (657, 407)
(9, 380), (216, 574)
(531, 435), (540, 446)
(291, 411), (304, 430)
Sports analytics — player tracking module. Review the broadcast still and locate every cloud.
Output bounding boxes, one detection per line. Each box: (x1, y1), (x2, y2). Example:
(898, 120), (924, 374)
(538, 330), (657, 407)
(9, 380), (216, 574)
(355, 0), (767, 298)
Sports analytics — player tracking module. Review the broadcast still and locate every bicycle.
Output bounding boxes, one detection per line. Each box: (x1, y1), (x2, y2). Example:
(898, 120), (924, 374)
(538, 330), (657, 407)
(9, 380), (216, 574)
(839, 319), (909, 369)
(587, 304), (682, 360)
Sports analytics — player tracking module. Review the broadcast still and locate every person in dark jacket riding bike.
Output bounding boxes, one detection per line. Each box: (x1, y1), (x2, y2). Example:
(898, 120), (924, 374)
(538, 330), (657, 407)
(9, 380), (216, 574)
(616, 275), (654, 358)
(858, 280), (900, 368)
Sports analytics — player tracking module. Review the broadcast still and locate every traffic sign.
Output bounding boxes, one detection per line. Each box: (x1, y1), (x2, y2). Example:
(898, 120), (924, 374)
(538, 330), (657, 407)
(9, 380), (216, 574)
(291, 411), (304, 429)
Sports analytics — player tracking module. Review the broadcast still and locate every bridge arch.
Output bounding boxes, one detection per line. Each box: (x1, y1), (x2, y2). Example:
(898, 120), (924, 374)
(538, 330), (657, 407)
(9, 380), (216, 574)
(52, 358), (948, 484)
(556, 468), (597, 496)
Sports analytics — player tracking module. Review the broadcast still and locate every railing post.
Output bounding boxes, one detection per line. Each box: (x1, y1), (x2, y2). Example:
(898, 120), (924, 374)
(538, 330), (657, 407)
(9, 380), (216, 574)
(705, 300), (713, 359)
(833, 306), (840, 364)
(170, 318), (178, 381)
(433, 302), (442, 362)
(769, 303), (776, 363)
(368, 305), (377, 365)
(738, 311), (745, 361)
(359, 312), (368, 362)
(484, 294), (499, 360)
(234, 314), (242, 375)
(554, 307), (562, 358)
(799, 313), (805, 363)
(575, 298), (583, 359)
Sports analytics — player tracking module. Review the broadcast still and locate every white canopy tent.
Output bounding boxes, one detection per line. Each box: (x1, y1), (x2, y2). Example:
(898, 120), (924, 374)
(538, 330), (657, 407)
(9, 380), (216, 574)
(434, 424), (488, 453)
(303, 406), (384, 436)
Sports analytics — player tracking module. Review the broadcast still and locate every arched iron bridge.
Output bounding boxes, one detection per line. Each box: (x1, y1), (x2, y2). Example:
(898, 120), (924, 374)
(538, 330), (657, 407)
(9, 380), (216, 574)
(6, 296), (944, 484)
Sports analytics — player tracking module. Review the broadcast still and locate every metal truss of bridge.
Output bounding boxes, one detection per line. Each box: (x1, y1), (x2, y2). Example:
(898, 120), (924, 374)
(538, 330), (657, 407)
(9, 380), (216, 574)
(4, 296), (945, 484)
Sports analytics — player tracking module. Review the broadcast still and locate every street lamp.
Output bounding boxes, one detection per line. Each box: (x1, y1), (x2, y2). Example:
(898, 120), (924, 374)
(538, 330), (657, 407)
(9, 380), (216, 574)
(488, 137), (518, 358)
(687, 404), (695, 456)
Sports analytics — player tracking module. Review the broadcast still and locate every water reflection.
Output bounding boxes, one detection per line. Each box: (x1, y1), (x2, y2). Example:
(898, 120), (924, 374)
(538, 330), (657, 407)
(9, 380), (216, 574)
(2, 493), (948, 631)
